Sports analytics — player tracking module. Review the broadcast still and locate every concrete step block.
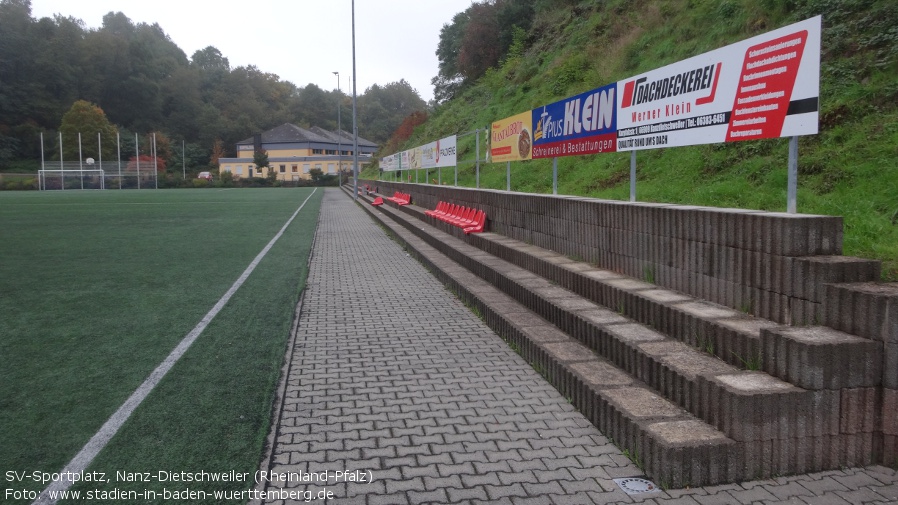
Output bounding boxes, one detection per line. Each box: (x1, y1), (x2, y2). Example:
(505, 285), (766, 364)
(761, 326), (883, 390)
(654, 349), (735, 419)
(643, 420), (740, 487)
(884, 435), (898, 467)
(708, 317), (775, 369)
(792, 256), (881, 302)
(698, 372), (814, 442)
(822, 282), (898, 344)
(884, 388), (898, 437)
(839, 387), (880, 435)
(739, 433), (875, 480)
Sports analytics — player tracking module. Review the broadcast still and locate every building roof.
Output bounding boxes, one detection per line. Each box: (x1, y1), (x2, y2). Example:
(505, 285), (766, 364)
(238, 123), (377, 148)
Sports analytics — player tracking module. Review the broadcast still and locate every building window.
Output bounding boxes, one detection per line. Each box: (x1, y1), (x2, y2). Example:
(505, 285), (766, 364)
(292, 165), (298, 173)
(312, 149), (323, 154)
(314, 164), (322, 171)
(328, 163), (335, 174)
(224, 165), (232, 172)
(326, 150), (336, 155)
(280, 164), (286, 173)
(303, 164), (310, 173)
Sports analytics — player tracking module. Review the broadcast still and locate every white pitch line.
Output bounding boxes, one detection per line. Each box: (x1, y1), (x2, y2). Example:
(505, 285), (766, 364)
(32, 188), (318, 505)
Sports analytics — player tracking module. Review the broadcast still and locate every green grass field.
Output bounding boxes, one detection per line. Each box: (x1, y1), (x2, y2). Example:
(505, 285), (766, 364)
(0, 188), (322, 504)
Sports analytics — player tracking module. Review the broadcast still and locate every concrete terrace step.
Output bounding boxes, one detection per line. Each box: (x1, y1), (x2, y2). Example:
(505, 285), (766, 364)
(353, 189), (879, 482)
(348, 188), (739, 487)
(387, 197), (882, 395)
(369, 195), (843, 438)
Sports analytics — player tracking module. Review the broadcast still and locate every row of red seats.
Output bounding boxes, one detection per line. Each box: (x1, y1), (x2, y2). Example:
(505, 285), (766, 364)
(387, 192), (411, 205)
(425, 202), (487, 234)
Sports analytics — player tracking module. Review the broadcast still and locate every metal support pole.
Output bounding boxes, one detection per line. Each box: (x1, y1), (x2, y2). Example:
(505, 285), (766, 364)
(788, 136), (798, 213)
(117, 132), (122, 189)
(475, 128), (480, 189)
(506, 161), (510, 192)
(153, 133), (158, 189)
(334, 71), (341, 187)
(438, 167), (442, 186)
(59, 132), (64, 191)
(454, 165), (458, 186)
(552, 157), (558, 195)
(182, 139), (186, 180)
(99, 132), (104, 190)
(78, 132), (83, 189)
(136, 133), (141, 190)
(40, 132), (44, 190)
(351, 0), (359, 200)
(630, 150), (637, 202)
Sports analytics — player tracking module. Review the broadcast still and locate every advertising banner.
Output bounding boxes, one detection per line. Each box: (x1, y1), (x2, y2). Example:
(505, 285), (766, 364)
(532, 82), (617, 159)
(616, 16), (820, 151)
(490, 111), (533, 162)
(434, 135), (457, 168)
(421, 141), (436, 169)
(409, 146), (423, 170)
(380, 154), (395, 171)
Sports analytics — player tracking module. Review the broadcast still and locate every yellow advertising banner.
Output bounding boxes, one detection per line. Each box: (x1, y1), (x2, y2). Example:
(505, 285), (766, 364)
(490, 111), (532, 162)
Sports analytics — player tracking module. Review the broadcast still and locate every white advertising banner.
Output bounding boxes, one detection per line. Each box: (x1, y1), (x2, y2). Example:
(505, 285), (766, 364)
(421, 141), (437, 169)
(434, 135), (457, 168)
(384, 135), (457, 171)
(616, 16), (820, 151)
(380, 154), (396, 171)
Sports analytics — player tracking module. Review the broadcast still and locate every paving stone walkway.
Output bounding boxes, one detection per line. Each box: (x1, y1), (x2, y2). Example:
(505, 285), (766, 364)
(257, 188), (898, 504)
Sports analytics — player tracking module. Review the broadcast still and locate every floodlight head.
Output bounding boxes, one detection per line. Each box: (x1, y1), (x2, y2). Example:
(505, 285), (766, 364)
(86, 157), (95, 165)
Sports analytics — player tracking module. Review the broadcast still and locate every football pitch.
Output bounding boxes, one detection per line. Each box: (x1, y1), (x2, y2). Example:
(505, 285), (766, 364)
(0, 188), (323, 503)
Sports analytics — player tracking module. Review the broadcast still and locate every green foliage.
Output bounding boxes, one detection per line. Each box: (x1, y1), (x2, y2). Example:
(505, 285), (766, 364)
(0, 6), (427, 169)
(58, 100), (119, 162)
(733, 351), (764, 371)
(643, 265), (656, 285)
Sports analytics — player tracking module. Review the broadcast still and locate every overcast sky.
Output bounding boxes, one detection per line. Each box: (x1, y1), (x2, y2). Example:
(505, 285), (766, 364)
(29, 0), (474, 102)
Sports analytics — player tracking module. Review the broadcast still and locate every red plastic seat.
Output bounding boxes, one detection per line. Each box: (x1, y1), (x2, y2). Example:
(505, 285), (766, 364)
(464, 211), (487, 234)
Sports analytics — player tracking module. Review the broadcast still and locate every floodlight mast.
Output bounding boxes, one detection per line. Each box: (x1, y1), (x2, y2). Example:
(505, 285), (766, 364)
(334, 71), (341, 186)
(351, 0), (359, 200)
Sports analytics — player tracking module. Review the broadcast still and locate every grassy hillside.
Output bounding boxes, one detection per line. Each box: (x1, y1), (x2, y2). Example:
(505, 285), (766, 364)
(363, 0), (898, 279)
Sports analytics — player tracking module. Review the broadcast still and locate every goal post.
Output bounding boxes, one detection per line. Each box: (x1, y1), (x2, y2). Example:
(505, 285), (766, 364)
(39, 167), (106, 191)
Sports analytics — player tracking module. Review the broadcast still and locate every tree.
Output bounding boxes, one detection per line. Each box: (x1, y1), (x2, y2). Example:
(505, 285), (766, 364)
(457, 2), (501, 81)
(253, 148), (272, 182)
(147, 131), (172, 171)
(58, 100), (118, 162)
(381, 111), (428, 156)
(432, 10), (471, 103)
(209, 138), (225, 168)
(357, 80), (426, 144)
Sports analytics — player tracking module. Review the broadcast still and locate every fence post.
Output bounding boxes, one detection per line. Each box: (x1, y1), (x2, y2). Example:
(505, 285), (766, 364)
(476, 128), (481, 189)
(788, 136), (798, 213)
(506, 161), (510, 192)
(630, 150), (636, 202)
(553, 157), (558, 195)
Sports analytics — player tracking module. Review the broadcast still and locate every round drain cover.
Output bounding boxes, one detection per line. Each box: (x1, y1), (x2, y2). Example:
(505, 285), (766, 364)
(613, 477), (659, 495)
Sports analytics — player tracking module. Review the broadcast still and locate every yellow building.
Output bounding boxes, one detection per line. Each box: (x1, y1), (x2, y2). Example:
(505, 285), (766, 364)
(218, 123), (377, 181)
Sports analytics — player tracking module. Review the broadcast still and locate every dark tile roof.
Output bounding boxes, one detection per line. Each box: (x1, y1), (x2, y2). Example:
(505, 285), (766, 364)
(239, 123), (377, 148)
